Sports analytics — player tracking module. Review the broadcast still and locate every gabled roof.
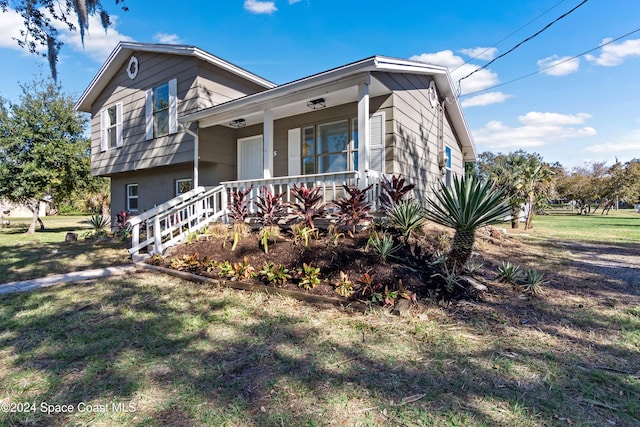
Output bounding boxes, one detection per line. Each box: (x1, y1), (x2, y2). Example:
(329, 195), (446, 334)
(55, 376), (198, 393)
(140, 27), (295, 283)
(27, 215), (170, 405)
(75, 42), (276, 112)
(180, 55), (476, 161)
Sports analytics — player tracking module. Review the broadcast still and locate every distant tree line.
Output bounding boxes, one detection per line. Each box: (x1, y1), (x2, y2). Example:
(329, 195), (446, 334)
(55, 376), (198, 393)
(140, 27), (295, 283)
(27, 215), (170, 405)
(475, 150), (640, 230)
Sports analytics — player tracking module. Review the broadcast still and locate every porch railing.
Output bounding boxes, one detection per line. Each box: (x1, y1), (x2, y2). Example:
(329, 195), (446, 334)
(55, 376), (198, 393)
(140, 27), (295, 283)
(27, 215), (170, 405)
(128, 185), (227, 257)
(128, 171), (386, 257)
(221, 171), (384, 213)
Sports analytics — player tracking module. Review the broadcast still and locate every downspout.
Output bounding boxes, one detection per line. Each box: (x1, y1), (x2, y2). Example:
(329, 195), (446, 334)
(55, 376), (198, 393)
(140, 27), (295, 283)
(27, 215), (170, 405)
(182, 121), (199, 188)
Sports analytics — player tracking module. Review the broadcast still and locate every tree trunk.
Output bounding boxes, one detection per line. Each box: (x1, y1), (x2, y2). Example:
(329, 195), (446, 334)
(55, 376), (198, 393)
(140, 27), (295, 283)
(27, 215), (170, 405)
(27, 200), (40, 234)
(511, 205), (520, 229)
(524, 194), (534, 230)
(448, 229), (476, 273)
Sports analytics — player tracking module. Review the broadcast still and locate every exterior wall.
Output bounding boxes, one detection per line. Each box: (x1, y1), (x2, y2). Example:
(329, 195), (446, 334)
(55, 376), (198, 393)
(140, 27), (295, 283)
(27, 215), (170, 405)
(375, 72), (465, 204)
(90, 52), (266, 178)
(110, 164), (199, 220)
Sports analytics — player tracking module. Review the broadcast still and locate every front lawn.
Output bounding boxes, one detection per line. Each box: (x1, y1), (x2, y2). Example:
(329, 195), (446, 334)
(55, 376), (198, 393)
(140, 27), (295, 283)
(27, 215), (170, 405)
(0, 216), (130, 283)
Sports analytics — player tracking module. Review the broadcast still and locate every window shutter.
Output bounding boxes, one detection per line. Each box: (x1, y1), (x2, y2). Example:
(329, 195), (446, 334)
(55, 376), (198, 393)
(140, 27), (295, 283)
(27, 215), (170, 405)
(168, 78), (178, 134)
(116, 102), (123, 147)
(99, 109), (107, 151)
(288, 128), (301, 176)
(145, 88), (153, 140)
(369, 112), (385, 173)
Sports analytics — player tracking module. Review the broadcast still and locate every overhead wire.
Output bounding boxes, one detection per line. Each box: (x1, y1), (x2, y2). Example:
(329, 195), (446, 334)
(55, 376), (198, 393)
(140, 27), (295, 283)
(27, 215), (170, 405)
(451, 0), (569, 73)
(456, 0), (589, 94)
(460, 27), (640, 98)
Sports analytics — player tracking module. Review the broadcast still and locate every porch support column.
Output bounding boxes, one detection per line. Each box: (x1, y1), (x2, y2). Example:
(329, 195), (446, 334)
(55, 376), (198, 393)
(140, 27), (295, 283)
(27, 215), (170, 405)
(183, 122), (199, 188)
(263, 109), (274, 179)
(357, 74), (371, 185)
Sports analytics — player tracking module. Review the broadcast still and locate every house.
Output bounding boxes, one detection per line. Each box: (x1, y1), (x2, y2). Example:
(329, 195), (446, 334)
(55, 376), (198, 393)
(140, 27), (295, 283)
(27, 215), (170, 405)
(76, 42), (476, 255)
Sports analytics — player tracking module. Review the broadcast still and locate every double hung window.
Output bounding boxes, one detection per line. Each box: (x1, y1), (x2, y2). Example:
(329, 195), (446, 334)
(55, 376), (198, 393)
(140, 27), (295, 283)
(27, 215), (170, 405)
(126, 184), (138, 212)
(100, 103), (123, 151)
(145, 78), (177, 140)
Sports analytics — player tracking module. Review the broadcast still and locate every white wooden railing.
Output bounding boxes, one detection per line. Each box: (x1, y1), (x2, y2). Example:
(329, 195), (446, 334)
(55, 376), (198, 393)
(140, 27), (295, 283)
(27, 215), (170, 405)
(128, 185), (227, 257)
(128, 171), (386, 257)
(221, 171), (384, 213)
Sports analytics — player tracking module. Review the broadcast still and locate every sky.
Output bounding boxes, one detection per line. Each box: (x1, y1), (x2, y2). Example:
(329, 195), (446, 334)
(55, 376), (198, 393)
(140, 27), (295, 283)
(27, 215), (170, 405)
(1, 0), (639, 169)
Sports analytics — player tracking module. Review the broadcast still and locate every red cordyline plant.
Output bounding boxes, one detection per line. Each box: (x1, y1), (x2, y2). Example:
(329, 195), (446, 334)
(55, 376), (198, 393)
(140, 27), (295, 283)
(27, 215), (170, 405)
(333, 184), (373, 234)
(379, 175), (415, 210)
(227, 185), (253, 223)
(289, 184), (327, 229)
(256, 186), (285, 226)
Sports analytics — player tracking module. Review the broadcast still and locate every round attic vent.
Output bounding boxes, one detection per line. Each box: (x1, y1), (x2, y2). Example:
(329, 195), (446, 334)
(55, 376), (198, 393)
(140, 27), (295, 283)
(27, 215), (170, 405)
(428, 80), (438, 108)
(127, 56), (139, 80)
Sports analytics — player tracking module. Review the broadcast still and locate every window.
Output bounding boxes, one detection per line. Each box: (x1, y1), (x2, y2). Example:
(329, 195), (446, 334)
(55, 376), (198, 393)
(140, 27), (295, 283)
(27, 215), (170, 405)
(445, 146), (452, 188)
(100, 103), (122, 151)
(126, 184), (138, 212)
(145, 78), (177, 140)
(175, 179), (193, 196)
(302, 119), (357, 175)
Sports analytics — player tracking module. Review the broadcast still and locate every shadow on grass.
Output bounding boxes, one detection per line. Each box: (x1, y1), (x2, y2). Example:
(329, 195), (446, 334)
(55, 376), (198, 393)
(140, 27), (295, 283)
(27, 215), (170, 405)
(1, 274), (638, 426)
(0, 239), (130, 283)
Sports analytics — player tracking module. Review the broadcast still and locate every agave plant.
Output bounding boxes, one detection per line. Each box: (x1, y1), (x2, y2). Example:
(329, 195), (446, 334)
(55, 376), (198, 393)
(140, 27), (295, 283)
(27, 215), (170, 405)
(388, 200), (426, 244)
(425, 173), (510, 273)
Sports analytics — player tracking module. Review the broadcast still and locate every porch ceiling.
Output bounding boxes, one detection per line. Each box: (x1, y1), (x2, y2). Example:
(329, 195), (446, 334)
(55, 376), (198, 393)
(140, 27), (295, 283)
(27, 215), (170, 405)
(195, 73), (391, 129)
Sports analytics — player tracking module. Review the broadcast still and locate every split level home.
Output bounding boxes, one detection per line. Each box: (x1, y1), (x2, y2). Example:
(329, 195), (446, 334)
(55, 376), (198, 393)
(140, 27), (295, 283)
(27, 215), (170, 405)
(75, 42), (476, 256)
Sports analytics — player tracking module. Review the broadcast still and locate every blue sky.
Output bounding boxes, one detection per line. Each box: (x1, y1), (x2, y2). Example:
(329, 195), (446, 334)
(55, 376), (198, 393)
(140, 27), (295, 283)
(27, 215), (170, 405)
(1, 0), (639, 169)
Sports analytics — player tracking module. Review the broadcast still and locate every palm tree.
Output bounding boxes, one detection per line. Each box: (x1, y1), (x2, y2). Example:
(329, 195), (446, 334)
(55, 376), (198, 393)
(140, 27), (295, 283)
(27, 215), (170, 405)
(425, 173), (510, 273)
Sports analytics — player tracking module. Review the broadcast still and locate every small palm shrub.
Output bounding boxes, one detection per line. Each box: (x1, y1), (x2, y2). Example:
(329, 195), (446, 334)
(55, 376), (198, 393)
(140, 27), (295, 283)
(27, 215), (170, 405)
(332, 184), (373, 234)
(289, 184), (327, 229)
(495, 261), (522, 284)
(518, 269), (546, 296)
(388, 200), (426, 243)
(425, 173), (510, 273)
(379, 175), (415, 210)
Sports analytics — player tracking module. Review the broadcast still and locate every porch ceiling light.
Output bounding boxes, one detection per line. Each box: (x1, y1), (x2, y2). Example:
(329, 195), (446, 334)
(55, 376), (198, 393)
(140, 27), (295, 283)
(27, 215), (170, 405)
(306, 98), (326, 109)
(229, 118), (246, 128)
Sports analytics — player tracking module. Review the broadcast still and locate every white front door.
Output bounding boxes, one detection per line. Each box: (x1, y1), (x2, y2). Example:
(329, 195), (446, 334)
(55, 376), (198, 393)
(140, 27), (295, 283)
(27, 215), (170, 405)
(238, 135), (263, 180)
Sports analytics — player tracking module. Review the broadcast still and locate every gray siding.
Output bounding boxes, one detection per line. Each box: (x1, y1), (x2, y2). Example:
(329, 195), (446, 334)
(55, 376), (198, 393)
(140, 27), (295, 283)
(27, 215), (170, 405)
(91, 52), (265, 178)
(375, 72), (464, 203)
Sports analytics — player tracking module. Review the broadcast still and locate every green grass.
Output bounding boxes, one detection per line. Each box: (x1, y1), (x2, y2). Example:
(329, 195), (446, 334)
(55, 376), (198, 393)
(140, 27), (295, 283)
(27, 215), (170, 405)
(0, 211), (639, 425)
(0, 216), (130, 283)
(0, 273), (638, 426)
(528, 208), (640, 243)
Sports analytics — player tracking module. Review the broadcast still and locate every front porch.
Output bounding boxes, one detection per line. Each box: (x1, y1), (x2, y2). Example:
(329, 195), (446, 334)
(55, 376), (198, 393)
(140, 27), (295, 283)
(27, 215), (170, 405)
(128, 170), (385, 258)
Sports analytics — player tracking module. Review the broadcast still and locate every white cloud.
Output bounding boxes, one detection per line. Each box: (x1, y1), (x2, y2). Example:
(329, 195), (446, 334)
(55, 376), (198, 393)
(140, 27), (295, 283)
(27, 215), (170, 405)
(461, 91), (512, 108)
(584, 129), (640, 153)
(410, 50), (499, 95)
(0, 7), (132, 63)
(244, 0), (277, 14)
(54, 13), (133, 62)
(537, 55), (580, 76)
(0, 8), (32, 50)
(153, 33), (181, 44)
(459, 47), (498, 61)
(518, 112), (591, 126)
(473, 112), (597, 150)
(586, 37), (640, 66)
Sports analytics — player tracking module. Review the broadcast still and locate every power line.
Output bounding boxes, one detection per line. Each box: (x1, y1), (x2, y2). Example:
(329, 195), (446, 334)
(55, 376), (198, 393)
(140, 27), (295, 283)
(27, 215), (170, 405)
(457, 0), (589, 92)
(452, 0), (569, 72)
(460, 27), (640, 98)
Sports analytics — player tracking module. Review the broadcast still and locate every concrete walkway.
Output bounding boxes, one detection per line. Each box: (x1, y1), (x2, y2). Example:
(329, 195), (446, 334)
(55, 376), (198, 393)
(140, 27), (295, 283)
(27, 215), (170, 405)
(0, 265), (138, 295)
